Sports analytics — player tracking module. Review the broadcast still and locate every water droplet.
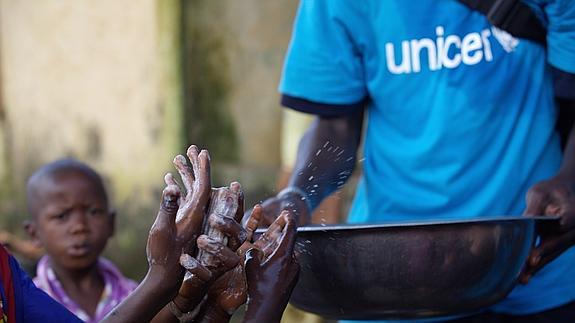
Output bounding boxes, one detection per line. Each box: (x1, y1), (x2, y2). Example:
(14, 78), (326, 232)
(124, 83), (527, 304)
(308, 175), (314, 181)
(323, 141), (330, 148)
(316, 149), (322, 156)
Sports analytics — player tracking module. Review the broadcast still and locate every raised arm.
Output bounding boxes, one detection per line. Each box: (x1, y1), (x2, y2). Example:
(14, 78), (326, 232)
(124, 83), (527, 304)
(258, 110), (364, 225)
(102, 146), (212, 323)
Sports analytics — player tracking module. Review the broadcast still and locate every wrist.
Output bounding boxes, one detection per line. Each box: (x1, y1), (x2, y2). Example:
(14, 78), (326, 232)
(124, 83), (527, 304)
(278, 186), (312, 212)
(557, 167), (575, 183)
(145, 267), (183, 298)
(201, 300), (232, 322)
(173, 278), (208, 313)
(244, 298), (284, 323)
(278, 187), (312, 224)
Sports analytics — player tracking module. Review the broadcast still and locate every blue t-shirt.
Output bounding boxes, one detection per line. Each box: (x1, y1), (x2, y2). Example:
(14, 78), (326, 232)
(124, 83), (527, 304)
(279, 0), (575, 320)
(0, 251), (82, 323)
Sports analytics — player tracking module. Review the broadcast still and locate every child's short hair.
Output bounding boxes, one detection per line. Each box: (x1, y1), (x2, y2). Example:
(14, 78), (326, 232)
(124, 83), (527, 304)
(26, 158), (108, 217)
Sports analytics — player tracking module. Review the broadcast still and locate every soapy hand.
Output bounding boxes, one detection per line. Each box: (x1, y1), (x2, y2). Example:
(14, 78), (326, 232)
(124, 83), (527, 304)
(243, 210), (300, 323)
(146, 145), (211, 293)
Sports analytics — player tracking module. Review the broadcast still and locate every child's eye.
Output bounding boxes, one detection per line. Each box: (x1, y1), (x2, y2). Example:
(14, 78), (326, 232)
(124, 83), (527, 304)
(88, 207), (106, 217)
(52, 211), (70, 221)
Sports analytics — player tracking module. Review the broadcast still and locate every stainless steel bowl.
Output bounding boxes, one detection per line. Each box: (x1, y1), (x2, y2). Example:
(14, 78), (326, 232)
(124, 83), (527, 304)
(289, 216), (554, 320)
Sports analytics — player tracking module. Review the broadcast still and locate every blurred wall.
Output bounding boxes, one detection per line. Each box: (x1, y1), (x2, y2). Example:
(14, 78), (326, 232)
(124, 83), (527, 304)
(180, 0), (297, 206)
(0, 0), (298, 278)
(0, 0), (183, 201)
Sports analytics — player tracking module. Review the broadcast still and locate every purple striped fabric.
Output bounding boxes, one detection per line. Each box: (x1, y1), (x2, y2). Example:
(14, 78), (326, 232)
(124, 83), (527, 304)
(33, 256), (137, 323)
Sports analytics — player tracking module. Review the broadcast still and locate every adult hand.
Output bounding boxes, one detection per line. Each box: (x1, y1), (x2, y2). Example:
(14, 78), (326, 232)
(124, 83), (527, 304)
(243, 210), (300, 323)
(520, 174), (575, 283)
(247, 190), (310, 227)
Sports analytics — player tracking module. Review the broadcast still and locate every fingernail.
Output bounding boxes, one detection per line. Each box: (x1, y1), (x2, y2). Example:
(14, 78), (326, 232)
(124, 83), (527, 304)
(162, 191), (179, 211)
(201, 150), (210, 161)
(530, 255), (541, 266)
(173, 155), (185, 164)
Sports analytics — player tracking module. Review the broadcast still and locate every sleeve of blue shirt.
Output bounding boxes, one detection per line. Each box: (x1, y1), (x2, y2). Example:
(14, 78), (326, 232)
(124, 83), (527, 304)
(546, 0), (575, 73)
(544, 0), (575, 99)
(279, 0), (368, 115)
(9, 256), (83, 323)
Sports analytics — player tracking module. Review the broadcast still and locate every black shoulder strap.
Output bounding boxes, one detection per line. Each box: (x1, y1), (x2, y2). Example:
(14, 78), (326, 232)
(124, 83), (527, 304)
(457, 0), (547, 45)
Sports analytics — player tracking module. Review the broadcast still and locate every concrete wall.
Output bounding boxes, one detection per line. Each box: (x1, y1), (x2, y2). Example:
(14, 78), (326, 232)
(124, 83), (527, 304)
(179, 0), (298, 205)
(0, 0), (299, 278)
(0, 0), (183, 199)
(0, 0), (184, 277)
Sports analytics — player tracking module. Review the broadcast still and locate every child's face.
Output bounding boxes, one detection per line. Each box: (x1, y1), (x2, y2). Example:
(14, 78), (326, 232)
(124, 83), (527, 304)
(27, 171), (114, 271)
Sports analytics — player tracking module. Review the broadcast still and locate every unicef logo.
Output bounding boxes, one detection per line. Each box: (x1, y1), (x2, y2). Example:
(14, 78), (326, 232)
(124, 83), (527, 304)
(384, 25), (517, 74)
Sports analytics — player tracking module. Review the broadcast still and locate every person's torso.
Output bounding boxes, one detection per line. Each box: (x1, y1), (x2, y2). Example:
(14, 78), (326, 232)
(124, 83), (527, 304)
(341, 0), (560, 222)
(334, 0), (575, 319)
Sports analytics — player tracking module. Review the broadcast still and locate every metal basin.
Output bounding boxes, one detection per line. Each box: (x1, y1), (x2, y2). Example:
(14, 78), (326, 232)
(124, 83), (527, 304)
(290, 216), (553, 320)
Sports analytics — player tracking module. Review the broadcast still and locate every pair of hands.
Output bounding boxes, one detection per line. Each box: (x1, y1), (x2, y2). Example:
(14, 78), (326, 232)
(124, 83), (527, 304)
(176, 206), (299, 323)
(253, 190), (311, 227)
(146, 145), (300, 322)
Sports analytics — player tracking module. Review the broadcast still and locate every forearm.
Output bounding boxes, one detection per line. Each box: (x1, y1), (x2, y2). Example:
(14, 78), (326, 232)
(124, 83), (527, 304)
(557, 99), (575, 180)
(151, 277), (208, 323)
(150, 306), (179, 323)
(242, 299), (285, 323)
(287, 111), (364, 215)
(102, 272), (178, 323)
(193, 300), (232, 323)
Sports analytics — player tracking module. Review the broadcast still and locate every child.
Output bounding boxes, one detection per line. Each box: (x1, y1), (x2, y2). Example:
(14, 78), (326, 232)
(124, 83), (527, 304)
(24, 159), (137, 323)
